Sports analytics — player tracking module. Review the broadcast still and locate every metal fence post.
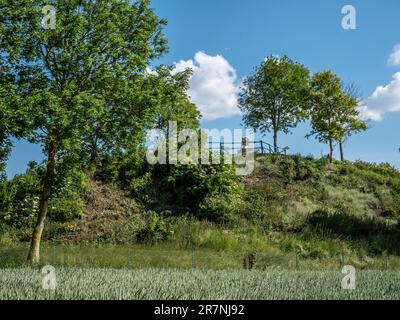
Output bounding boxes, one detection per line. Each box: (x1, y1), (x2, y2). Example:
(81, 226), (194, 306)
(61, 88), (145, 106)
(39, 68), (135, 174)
(128, 249), (133, 269)
(52, 243), (56, 266)
(340, 253), (344, 267)
(385, 253), (389, 269)
(192, 248), (196, 269)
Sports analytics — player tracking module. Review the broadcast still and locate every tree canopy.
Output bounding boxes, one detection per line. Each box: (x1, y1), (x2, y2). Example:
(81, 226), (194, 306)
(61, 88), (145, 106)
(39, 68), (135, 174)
(308, 71), (366, 162)
(239, 55), (310, 152)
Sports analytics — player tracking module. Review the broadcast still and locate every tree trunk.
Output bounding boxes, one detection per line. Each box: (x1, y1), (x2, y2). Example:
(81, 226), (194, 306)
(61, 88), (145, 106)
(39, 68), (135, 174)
(339, 141), (344, 162)
(90, 145), (98, 165)
(328, 139), (334, 163)
(27, 141), (57, 264)
(273, 128), (278, 154)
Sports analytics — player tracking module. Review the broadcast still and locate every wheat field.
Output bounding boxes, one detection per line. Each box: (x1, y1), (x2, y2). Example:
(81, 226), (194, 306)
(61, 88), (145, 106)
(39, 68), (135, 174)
(0, 268), (399, 300)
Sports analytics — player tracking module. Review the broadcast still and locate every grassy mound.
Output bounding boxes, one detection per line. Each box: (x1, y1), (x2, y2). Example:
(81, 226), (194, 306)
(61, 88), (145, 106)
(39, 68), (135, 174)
(1, 155), (400, 267)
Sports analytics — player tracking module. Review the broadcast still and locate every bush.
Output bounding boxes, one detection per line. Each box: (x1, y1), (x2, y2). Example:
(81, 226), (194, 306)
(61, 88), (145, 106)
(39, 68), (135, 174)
(292, 155), (320, 181)
(48, 170), (87, 222)
(0, 165), (41, 228)
(129, 163), (242, 221)
(375, 186), (400, 219)
(276, 156), (296, 184)
(197, 194), (241, 225)
(239, 181), (286, 228)
(0, 164), (87, 228)
(136, 211), (177, 243)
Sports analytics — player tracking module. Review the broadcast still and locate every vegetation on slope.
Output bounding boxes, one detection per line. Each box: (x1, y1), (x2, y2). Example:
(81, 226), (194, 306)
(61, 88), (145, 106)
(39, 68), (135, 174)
(1, 154), (399, 268)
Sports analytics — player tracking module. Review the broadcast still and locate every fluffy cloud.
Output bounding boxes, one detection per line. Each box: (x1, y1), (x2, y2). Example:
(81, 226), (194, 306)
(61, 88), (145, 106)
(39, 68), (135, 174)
(358, 72), (400, 121)
(388, 44), (400, 66)
(173, 52), (241, 121)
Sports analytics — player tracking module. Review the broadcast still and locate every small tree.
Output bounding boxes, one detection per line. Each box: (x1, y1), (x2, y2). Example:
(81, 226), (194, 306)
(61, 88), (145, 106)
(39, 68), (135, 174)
(308, 71), (366, 162)
(239, 56), (310, 153)
(0, 0), (168, 263)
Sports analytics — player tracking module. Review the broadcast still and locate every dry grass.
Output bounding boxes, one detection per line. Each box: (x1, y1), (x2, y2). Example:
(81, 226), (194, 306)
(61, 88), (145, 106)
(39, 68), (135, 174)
(60, 178), (139, 243)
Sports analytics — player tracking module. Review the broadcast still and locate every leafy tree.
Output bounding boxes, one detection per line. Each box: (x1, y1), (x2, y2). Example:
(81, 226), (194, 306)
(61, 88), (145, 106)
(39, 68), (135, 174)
(152, 66), (200, 133)
(308, 71), (366, 162)
(91, 66), (201, 183)
(239, 55), (310, 152)
(81, 71), (163, 171)
(0, 0), (168, 263)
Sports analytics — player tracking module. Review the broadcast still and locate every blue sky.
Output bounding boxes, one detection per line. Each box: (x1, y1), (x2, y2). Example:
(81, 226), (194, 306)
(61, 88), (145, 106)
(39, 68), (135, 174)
(5, 0), (400, 177)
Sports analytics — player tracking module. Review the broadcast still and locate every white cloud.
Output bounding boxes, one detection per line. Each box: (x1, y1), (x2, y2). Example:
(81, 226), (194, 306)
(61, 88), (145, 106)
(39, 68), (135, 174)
(358, 72), (400, 121)
(173, 51), (241, 121)
(145, 66), (157, 75)
(388, 44), (400, 66)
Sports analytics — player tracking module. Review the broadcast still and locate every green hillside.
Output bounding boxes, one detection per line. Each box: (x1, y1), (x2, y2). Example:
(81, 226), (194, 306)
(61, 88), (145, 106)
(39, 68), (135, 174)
(1, 154), (400, 269)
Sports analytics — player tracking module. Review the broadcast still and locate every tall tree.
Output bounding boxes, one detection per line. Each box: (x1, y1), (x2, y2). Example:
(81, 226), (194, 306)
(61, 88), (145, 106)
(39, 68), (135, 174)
(308, 71), (365, 162)
(239, 55), (310, 152)
(0, 0), (168, 263)
(82, 66), (200, 181)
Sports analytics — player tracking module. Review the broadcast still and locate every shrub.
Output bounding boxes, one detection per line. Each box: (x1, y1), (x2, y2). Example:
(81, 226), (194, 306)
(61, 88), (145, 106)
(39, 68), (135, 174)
(276, 156), (296, 183)
(136, 211), (176, 243)
(375, 186), (400, 219)
(48, 170), (87, 222)
(197, 194), (241, 225)
(0, 164), (87, 227)
(130, 163), (242, 220)
(292, 155), (320, 181)
(0, 165), (42, 228)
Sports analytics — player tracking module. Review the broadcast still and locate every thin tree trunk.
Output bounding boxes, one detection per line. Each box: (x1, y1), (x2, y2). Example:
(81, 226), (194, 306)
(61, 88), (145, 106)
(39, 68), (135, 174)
(90, 143), (98, 165)
(273, 127), (278, 154)
(27, 141), (57, 264)
(339, 141), (344, 161)
(328, 139), (334, 163)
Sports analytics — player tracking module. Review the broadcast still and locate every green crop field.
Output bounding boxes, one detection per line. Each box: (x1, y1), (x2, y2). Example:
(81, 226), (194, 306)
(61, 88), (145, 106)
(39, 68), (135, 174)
(1, 268), (399, 300)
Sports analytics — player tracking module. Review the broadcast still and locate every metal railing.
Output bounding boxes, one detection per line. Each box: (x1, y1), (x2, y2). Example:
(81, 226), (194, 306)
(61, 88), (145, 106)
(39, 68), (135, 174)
(208, 140), (289, 155)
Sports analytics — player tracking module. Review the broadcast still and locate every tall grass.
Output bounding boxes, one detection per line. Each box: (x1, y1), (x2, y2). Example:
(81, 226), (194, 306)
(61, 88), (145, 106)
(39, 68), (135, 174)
(1, 244), (400, 270)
